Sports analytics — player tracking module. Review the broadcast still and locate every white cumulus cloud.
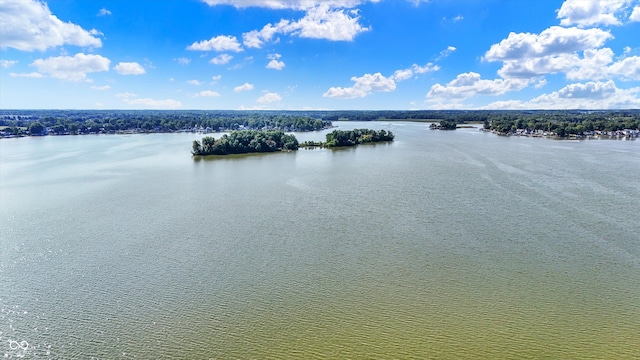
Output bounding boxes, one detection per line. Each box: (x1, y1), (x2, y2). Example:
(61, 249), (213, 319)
(266, 54), (285, 70)
(413, 63), (440, 74)
(497, 47), (640, 82)
(557, 80), (617, 99)
(392, 69), (413, 82)
(281, 4), (371, 41)
(391, 63), (439, 81)
(195, 90), (221, 97)
(483, 80), (640, 109)
(609, 56), (640, 81)
(564, 48), (615, 81)
(484, 25), (620, 80)
(497, 53), (579, 79)
(557, 0), (631, 27)
(0, 60), (18, 68)
(187, 35), (243, 52)
(325, 63), (438, 99)
(0, 0), (102, 51)
(240, 4), (370, 47)
(630, 6), (640, 21)
(484, 26), (613, 62)
(324, 72), (396, 99)
(427, 72), (531, 99)
(257, 92), (282, 104)
(114, 62), (145, 75)
(31, 53), (110, 82)
(210, 54), (233, 65)
(234, 83), (255, 92)
(243, 28), (274, 48)
(187, 79), (202, 86)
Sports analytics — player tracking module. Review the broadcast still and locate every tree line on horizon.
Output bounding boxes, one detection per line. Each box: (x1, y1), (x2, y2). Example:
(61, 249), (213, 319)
(482, 114), (640, 136)
(0, 111), (330, 136)
(1, 109), (638, 138)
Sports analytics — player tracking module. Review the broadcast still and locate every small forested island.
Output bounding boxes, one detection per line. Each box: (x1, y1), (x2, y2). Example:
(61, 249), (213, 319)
(191, 128), (394, 156)
(192, 130), (299, 155)
(429, 120), (457, 130)
(301, 129), (395, 148)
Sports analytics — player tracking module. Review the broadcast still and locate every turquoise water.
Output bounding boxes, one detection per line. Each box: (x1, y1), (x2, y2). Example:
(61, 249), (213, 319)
(1, 122), (639, 358)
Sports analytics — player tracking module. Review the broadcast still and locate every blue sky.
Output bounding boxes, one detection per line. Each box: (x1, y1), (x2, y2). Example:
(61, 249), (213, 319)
(1, 0), (640, 110)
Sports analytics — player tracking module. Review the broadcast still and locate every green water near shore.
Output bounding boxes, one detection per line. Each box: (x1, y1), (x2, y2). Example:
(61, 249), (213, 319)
(1, 122), (639, 358)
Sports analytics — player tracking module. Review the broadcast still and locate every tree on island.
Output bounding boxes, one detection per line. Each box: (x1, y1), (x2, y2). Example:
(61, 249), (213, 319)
(192, 128), (394, 156)
(429, 120), (457, 130)
(28, 122), (45, 135)
(301, 129), (394, 148)
(192, 130), (299, 156)
(325, 129), (394, 147)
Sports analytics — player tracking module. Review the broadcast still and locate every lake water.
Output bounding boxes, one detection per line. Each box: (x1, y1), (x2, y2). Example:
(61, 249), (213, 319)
(1, 121), (639, 359)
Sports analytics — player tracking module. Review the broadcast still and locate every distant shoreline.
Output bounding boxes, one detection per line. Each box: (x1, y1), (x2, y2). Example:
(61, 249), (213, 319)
(2, 122), (638, 141)
(478, 127), (639, 140)
(2, 108), (638, 141)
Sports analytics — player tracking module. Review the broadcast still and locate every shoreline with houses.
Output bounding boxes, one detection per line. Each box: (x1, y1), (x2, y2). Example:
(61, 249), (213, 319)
(479, 127), (639, 140)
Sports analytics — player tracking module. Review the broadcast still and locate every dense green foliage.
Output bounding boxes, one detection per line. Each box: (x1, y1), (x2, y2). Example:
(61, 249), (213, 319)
(2, 110), (638, 139)
(484, 113), (640, 136)
(0, 110), (330, 136)
(27, 122), (45, 135)
(301, 129), (394, 148)
(191, 128), (393, 156)
(429, 120), (457, 130)
(192, 130), (299, 156)
(324, 129), (394, 147)
(318, 109), (640, 125)
(0, 126), (27, 136)
(319, 110), (639, 137)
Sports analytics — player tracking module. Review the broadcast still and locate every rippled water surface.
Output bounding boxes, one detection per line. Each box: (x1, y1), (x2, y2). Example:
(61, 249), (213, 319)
(1, 122), (639, 359)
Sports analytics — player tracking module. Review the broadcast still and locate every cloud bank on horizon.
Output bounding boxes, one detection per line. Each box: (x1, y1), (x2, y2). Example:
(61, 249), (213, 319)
(0, 0), (639, 110)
